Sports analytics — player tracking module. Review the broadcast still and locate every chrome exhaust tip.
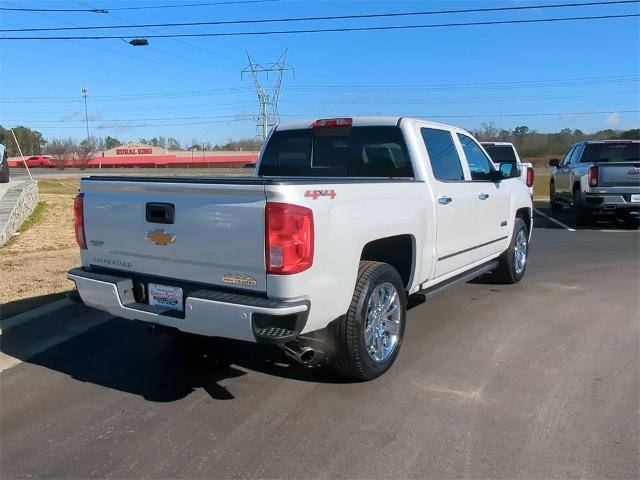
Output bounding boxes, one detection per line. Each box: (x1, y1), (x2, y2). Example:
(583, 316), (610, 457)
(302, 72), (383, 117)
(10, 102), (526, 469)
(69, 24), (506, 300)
(281, 341), (316, 365)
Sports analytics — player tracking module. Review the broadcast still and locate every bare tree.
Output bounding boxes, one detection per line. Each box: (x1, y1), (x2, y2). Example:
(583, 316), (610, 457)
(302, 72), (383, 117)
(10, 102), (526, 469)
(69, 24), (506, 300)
(46, 137), (74, 170)
(75, 136), (98, 170)
(167, 137), (181, 150)
(477, 122), (499, 141)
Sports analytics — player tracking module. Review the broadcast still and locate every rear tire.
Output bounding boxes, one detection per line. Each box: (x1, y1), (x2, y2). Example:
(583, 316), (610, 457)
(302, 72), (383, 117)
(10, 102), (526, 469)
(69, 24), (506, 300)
(573, 190), (592, 226)
(488, 217), (529, 284)
(331, 261), (406, 381)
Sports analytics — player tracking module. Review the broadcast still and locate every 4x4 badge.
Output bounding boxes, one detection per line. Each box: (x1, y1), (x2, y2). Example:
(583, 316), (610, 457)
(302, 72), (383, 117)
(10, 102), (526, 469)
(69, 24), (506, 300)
(146, 229), (176, 246)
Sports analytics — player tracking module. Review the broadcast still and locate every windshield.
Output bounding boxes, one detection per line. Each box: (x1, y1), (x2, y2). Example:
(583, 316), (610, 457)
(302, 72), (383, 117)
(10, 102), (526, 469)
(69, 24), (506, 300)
(581, 143), (640, 162)
(482, 145), (517, 164)
(258, 126), (413, 177)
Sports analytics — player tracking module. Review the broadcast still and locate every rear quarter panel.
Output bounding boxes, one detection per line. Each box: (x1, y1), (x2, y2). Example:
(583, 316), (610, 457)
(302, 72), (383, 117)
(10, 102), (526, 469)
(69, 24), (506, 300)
(264, 181), (430, 333)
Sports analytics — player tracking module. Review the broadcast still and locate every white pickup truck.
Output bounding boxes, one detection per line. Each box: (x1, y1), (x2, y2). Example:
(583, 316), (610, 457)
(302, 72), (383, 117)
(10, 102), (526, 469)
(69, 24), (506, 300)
(481, 142), (535, 196)
(68, 117), (533, 380)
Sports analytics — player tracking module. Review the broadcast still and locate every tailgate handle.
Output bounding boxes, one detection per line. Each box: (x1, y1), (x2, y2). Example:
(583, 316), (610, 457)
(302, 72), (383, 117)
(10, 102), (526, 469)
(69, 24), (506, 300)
(146, 203), (175, 224)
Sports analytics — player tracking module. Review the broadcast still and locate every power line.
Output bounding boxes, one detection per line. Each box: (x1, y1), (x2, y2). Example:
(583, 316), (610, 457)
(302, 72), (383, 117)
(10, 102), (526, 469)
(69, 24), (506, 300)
(2, 13), (638, 40)
(6, 110), (638, 129)
(2, 75), (637, 102)
(4, 88), (636, 118)
(4, 1), (638, 32)
(71, 0), (240, 70)
(0, 3), (212, 75)
(0, 0), (284, 13)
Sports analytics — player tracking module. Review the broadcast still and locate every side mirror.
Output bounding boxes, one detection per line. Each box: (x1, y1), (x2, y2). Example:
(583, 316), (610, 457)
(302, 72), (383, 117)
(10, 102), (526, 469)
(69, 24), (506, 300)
(498, 162), (520, 180)
(549, 158), (560, 167)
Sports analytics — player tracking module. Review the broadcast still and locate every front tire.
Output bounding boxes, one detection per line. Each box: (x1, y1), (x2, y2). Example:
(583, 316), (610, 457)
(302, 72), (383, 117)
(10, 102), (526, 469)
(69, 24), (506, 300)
(489, 217), (529, 284)
(331, 261), (406, 381)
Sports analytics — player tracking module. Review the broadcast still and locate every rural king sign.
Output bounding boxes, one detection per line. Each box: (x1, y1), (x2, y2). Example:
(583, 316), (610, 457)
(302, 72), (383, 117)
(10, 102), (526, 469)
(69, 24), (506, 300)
(116, 147), (153, 155)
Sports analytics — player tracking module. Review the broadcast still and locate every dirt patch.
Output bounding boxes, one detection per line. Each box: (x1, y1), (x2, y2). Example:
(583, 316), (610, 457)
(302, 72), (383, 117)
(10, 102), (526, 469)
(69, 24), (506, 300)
(0, 193), (79, 309)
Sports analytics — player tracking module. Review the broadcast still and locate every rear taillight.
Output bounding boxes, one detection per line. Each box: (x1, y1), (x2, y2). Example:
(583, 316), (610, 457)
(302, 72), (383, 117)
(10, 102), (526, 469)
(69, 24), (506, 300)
(588, 166), (599, 187)
(74, 193), (87, 249)
(526, 167), (535, 188)
(265, 202), (313, 275)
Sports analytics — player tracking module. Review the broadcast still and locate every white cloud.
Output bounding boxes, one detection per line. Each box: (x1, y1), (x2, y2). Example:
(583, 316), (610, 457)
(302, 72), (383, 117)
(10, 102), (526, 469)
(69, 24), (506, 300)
(606, 112), (620, 127)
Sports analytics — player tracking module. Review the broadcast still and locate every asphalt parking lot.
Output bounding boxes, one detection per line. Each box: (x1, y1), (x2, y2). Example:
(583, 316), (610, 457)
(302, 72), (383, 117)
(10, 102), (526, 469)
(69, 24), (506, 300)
(1, 210), (638, 479)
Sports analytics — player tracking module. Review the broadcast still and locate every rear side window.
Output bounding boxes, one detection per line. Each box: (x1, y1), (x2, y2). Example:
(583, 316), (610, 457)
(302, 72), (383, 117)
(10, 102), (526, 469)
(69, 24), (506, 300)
(482, 145), (517, 164)
(458, 133), (494, 181)
(421, 128), (464, 181)
(258, 126), (413, 177)
(580, 143), (640, 162)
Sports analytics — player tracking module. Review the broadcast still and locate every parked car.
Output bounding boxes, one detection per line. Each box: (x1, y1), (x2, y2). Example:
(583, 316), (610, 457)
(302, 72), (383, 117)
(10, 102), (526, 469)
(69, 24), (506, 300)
(481, 142), (534, 196)
(68, 117), (533, 380)
(25, 155), (54, 168)
(549, 140), (640, 225)
(0, 144), (9, 183)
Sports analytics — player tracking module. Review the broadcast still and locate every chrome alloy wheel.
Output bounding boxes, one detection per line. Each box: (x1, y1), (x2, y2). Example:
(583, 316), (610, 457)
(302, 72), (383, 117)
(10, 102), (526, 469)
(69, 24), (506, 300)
(364, 282), (402, 362)
(514, 228), (528, 275)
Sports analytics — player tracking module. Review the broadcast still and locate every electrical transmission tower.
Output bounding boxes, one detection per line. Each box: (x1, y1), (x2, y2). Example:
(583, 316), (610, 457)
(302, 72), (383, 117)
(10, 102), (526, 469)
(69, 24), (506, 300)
(242, 50), (293, 143)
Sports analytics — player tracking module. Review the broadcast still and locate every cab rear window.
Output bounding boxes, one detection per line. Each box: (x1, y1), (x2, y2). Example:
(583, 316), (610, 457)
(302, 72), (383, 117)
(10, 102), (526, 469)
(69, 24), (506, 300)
(258, 126), (413, 177)
(581, 143), (640, 162)
(482, 145), (517, 164)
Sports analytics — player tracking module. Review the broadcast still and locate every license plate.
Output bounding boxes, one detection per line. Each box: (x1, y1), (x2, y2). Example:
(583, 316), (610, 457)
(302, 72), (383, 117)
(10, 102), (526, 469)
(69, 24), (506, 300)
(148, 283), (183, 312)
(631, 194), (640, 203)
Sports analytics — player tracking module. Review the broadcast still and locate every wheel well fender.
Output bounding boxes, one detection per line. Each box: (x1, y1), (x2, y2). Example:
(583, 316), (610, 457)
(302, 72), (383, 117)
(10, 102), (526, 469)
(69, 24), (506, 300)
(360, 235), (415, 289)
(573, 181), (581, 193)
(515, 207), (531, 235)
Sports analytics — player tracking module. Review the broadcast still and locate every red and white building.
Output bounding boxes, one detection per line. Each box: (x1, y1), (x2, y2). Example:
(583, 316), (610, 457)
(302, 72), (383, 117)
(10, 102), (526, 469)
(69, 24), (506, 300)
(9, 142), (259, 168)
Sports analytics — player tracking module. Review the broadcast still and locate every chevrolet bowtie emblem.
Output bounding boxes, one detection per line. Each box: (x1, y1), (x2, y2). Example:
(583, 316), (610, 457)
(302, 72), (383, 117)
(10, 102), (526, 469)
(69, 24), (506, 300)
(145, 229), (176, 246)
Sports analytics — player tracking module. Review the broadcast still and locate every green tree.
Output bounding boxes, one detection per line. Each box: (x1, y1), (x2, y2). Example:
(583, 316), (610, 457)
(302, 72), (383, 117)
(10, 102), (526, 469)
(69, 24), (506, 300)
(512, 126), (530, 138)
(619, 129), (640, 139)
(105, 136), (122, 149)
(0, 125), (46, 156)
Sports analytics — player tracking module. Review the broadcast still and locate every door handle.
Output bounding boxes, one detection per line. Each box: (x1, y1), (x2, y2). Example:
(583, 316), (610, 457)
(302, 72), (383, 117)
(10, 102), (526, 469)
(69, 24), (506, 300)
(438, 196), (453, 205)
(478, 193), (490, 200)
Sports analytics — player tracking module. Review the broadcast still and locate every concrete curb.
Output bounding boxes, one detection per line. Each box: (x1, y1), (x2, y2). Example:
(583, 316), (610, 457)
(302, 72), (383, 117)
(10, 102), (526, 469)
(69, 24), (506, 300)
(0, 298), (73, 334)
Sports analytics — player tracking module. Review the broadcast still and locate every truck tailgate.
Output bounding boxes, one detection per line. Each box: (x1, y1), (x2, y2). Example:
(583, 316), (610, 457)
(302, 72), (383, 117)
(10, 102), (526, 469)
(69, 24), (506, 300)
(80, 178), (267, 292)
(597, 162), (640, 188)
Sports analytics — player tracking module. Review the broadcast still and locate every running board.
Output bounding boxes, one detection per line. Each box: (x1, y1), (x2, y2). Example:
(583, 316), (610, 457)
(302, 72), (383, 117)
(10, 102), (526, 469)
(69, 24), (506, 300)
(418, 260), (499, 300)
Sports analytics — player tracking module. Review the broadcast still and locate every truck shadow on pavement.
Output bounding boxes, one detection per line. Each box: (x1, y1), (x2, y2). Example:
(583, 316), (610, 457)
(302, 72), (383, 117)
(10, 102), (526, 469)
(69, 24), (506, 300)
(1, 313), (349, 402)
(533, 201), (639, 231)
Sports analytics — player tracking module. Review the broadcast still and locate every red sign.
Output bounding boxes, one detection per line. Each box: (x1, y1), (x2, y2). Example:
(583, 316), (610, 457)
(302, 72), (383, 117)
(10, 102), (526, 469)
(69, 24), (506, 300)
(116, 147), (153, 155)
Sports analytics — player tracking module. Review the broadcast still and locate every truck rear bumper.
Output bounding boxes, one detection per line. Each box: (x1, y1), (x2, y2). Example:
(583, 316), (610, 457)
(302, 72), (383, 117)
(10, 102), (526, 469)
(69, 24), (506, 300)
(584, 193), (640, 214)
(67, 267), (309, 343)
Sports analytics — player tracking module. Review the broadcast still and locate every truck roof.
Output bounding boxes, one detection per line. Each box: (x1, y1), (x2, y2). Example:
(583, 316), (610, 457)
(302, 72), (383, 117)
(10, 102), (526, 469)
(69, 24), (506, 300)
(577, 139), (639, 145)
(275, 116), (462, 132)
(480, 142), (515, 147)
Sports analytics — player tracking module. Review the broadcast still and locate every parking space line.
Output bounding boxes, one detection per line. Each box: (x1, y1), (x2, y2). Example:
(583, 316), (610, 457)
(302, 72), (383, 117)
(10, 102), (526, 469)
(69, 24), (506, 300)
(533, 207), (576, 232)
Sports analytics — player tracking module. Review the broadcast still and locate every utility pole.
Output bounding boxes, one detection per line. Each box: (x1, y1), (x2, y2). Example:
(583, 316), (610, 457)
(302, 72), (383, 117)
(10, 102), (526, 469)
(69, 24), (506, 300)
(81, 86), (90, 141)
(242, 50), (293, 144)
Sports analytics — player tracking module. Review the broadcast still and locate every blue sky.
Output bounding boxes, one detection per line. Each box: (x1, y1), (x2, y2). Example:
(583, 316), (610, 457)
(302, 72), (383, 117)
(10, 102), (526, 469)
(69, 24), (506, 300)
(1, 0), (639, 146)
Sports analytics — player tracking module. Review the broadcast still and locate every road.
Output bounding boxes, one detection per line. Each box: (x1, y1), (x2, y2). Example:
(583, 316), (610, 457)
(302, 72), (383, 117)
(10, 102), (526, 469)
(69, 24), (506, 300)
(1, 216), (638, 479)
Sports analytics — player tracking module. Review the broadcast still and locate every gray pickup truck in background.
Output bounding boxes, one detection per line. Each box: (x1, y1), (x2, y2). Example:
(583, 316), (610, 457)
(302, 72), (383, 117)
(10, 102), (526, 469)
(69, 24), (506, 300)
(549, 140), (640, 225)
(0, 144), (9, 183)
